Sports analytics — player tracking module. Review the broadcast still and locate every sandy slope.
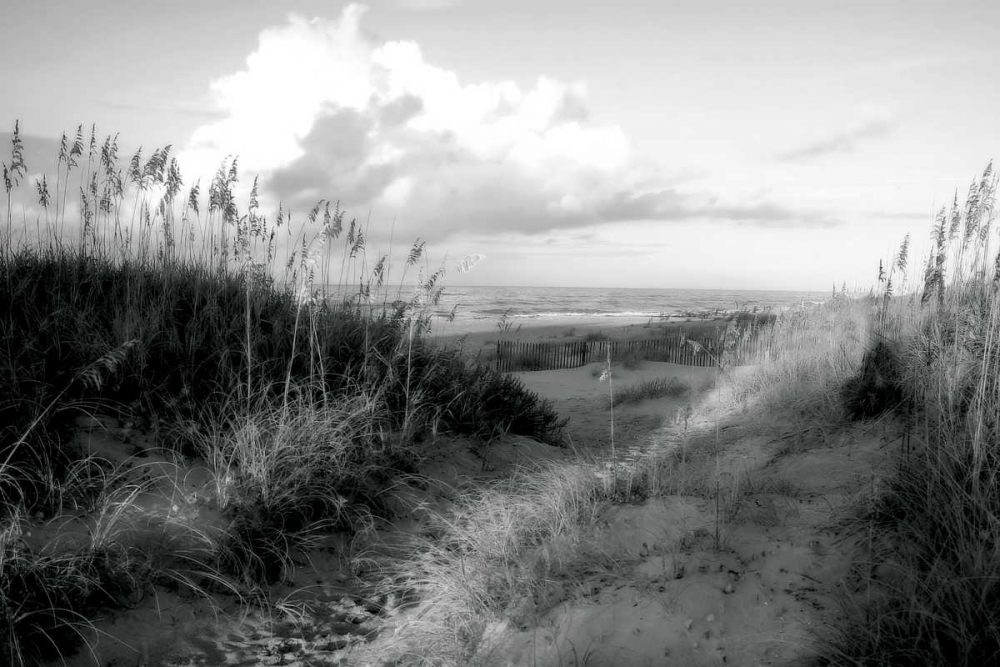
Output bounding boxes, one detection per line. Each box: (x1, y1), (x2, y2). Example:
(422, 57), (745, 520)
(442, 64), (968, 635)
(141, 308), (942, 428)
(483, 426), (894, 665)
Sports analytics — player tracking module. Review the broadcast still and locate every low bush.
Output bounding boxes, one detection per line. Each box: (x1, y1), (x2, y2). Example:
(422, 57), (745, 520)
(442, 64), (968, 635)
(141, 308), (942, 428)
(0, 522), (147, 665)
(840, 337), (906, 420)
(613, 376), (691, 406)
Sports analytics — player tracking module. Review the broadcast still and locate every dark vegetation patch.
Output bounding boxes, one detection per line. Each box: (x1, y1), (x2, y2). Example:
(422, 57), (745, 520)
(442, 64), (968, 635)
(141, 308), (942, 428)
(0, 121), (565, 664)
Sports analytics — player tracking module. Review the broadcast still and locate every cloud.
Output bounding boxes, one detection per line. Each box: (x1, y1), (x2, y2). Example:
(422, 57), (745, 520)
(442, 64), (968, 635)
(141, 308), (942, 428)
(395, 0), (461, 10)
(101, 99), (226, 120)
(864, 209), (933, 221)
(181, 4), (832, 241)
(594, 190), (840, 228)
(776, 119), (894, 162)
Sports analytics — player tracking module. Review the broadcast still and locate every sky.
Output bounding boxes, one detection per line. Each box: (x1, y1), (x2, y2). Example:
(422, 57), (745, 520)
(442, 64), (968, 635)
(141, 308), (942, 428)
(2, 0), (998, 291)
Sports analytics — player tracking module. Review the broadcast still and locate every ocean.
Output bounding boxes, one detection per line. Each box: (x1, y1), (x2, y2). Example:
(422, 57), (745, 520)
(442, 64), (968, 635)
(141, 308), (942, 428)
(429, 285), (826, 333)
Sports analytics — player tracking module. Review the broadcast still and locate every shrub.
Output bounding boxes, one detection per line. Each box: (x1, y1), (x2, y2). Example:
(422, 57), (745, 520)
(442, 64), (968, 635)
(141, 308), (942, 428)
(0, 522), (147, 665)
(840, 337), (905, 420)
(506, 350), (547, 372)
(619, 347), (642, 370)
(614, 376), (691, 406)
(439, 363), (566, 444)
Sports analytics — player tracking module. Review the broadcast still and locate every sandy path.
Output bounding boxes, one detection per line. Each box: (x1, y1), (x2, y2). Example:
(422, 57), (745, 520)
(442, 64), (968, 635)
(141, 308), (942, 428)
(483, 391), (897, 666)
(341, 361), (895, 666)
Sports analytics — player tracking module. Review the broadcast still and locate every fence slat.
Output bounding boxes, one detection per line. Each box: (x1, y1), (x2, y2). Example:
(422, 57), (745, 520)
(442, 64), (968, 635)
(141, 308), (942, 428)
(494, 331), (764, 372)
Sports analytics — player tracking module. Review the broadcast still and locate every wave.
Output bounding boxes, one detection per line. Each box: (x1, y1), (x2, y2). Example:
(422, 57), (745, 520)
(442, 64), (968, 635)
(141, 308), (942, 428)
(436, 308), (771, 321)
(388, 285), (827, 325)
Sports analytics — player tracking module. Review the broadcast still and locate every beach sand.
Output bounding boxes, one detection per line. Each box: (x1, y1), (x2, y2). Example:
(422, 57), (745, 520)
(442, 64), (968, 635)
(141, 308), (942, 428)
(430, 315), (731, 450)
(514, 361), (720, 450)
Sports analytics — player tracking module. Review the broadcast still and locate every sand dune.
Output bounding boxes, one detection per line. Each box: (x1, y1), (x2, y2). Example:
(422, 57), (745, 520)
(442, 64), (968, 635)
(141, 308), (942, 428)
(46, 319), (891, 667)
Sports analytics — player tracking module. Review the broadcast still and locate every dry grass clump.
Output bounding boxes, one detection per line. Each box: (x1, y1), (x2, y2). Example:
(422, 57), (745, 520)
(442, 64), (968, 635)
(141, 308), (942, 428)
(366, 462), (608, 663)
(191, 386), (398, 586)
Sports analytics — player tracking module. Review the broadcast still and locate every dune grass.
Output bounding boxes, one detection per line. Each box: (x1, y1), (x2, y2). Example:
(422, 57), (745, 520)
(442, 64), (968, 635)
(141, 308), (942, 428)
(4, 119), (997, 666)
(814, 162), (1000, 665)
(695, 160), (1000, 663)
(611, 375), (693, 406)
(0, 121), (564, 665)
(368, 462), (608, 663)
(719, 161), (1000, 665)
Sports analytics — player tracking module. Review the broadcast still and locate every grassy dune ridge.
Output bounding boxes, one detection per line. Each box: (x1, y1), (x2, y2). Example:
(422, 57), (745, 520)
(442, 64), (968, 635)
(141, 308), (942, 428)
(823, 162), (1000, 664)
(0, 123), (563, 664)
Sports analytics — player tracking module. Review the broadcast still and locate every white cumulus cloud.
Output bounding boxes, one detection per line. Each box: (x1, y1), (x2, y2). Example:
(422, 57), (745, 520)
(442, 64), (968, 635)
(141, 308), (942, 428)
(180, 3), (832, 241)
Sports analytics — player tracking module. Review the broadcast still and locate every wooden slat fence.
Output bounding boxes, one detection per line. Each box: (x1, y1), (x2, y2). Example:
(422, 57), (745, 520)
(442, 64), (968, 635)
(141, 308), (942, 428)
(494, 333), (770, 372)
